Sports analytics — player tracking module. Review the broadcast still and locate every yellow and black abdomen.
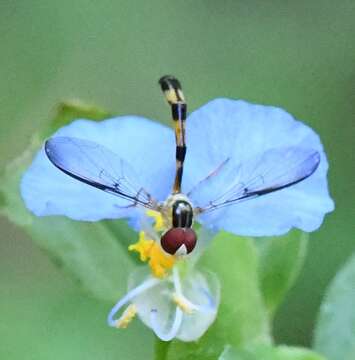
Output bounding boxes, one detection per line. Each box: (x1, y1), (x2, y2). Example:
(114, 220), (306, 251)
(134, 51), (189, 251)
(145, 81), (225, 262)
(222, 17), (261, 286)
(159, 75), (187, 194)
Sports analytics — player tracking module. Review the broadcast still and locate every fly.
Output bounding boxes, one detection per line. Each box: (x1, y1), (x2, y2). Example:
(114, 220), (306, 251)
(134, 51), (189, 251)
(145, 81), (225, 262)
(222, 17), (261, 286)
(45, 76), (320, 256)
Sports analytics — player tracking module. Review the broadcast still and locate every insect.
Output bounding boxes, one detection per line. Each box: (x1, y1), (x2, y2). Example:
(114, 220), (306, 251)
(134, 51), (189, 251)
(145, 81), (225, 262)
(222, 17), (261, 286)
(45, 76), (320, 256)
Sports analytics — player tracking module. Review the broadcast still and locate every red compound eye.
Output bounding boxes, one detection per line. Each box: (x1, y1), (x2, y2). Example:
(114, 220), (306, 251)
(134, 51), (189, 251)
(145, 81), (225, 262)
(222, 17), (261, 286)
(161, 228), (197, 255)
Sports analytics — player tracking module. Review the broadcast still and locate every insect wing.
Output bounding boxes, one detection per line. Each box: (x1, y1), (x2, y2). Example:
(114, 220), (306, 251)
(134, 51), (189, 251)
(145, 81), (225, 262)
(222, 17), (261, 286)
(45, 136), (156, 208)
(195, 147), (320, 213)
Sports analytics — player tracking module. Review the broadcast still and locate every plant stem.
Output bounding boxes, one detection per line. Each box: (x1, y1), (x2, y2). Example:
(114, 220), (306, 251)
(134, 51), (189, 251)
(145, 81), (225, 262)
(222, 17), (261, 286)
(154, 338), (171, 360)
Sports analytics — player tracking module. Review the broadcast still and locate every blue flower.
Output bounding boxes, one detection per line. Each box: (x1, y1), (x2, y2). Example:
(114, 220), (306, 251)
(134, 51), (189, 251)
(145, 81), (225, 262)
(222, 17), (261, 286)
(20, 97), (334, 341)
(21, 98), (334, 236)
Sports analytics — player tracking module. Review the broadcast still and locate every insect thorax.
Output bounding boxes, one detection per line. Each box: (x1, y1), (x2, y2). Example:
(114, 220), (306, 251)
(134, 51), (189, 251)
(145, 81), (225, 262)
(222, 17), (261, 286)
(162, 193), (194, 228)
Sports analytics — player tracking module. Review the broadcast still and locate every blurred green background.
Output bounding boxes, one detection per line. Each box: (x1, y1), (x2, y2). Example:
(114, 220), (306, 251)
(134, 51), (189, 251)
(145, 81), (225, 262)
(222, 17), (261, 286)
(1, 1), (354, 359)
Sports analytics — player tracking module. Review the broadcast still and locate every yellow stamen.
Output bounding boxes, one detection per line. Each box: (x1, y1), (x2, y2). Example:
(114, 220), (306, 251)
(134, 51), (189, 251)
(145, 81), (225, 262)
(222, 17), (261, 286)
(172, 293), (195, 314)
(146, 209), (165, 232)
(115, 304), (137, 328)
(129, 232), (175, 278)
(129, 231), (154, 262)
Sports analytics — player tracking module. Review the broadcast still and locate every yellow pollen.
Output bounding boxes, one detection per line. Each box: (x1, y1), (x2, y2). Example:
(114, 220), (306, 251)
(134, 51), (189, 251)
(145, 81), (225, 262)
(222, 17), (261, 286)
(115, 304), (137, 329)
(172, 293), (194, 314)
(129, 231), (175, 278)
(146, 209), (165, 232)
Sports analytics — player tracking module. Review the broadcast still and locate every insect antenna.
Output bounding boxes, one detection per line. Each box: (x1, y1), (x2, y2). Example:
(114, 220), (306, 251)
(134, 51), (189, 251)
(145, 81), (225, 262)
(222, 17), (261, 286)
(159, 75), (187, 194)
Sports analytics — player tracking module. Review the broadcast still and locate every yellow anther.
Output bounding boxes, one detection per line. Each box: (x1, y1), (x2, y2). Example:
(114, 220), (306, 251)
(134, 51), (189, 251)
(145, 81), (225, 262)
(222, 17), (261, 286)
(172, 293), (195, 314)
(129, 232), (175, 278)
(115, 304), (137, 329)
(146, 209), (165, 232)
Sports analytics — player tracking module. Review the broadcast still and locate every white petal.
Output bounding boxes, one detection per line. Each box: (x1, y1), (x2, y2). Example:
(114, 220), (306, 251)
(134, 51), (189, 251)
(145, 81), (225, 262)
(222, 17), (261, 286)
(177, 270), (220, 341)
(128, 268), (178, 337)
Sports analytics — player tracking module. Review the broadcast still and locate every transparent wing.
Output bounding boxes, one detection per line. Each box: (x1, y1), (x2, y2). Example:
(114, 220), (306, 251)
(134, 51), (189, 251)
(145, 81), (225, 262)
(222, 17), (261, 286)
(45, 136), (157, 209)
(194, 147), (320, 214)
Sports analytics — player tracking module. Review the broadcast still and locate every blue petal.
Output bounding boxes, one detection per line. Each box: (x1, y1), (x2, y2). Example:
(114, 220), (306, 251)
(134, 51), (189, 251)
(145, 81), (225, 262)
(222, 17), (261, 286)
(21, 116), (175, 222)
(183, 99), (334, 236)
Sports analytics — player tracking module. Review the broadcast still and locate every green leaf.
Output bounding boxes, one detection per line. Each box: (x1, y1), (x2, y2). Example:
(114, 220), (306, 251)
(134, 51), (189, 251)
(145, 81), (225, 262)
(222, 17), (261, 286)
(219, 344), (276, 360)
(256, 230), (308, 316)
(43, 100), (112, 137)
(275, 346), (326, 360)
(166, 232), (271, 360)
(0, 101), (138, 301)
(313, 252), (355, 360)
(219, 344), (326, 360)
(0, 136), (41, 226)
(28, 218), (136, 301)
